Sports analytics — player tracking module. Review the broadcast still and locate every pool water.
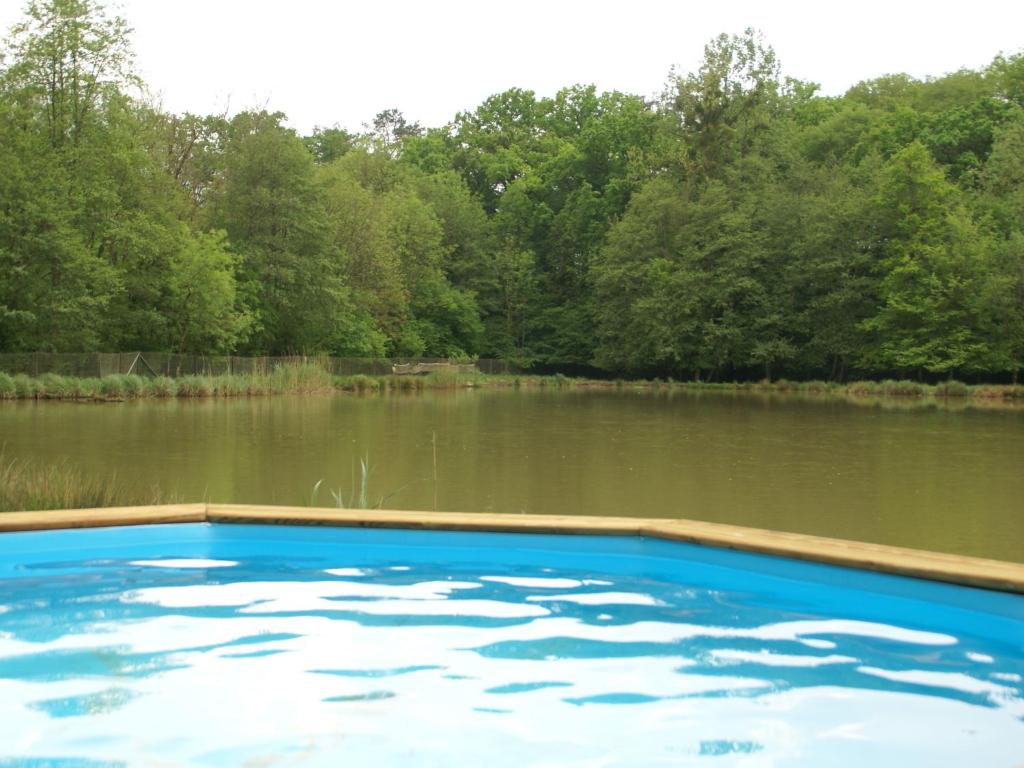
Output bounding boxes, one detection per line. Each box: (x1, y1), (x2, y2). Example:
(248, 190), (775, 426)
(0, 524), (1021, 767)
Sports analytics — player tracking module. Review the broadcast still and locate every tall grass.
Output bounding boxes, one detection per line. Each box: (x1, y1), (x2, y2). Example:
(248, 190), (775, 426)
(423, 368), (485, 388)
(0, 372), (14, 399)
(309, 458), (376, 510)
(0, 452), (175, 512)
(1, 363), (1022, 404)
(307, 455), (410, 510)
(267, 362), (334, 393)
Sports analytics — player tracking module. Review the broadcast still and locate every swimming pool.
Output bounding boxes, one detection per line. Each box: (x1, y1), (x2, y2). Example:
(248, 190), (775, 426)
(0, 522), (1021, 766)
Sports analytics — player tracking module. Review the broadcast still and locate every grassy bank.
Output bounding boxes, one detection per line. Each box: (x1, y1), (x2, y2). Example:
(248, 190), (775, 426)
(654, 377), (1024, 400)
(0, 453), (176, 512)
(1, 365), (1023, 403)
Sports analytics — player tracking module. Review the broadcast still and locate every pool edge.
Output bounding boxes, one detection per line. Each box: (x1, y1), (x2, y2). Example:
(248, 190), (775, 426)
(1, 502), (1022, 595)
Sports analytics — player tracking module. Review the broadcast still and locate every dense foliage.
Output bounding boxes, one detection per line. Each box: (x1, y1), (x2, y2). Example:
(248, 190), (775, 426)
(2, 1), (1023, 380)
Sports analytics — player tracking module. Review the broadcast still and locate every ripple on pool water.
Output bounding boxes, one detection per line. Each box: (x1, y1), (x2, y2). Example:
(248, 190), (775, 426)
(0, 523), (1020, 767)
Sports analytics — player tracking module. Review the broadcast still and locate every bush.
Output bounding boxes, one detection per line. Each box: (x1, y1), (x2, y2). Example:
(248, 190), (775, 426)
(77, 378), (102, 399)
(177, 376), (213, 397)
(121, 375), (145, 398)
(147, 376), (178, 397)
(878, 379), (925, 397)
(0, 372), (14, 399)
(846, 380), (877, 396)
(0, 451), (176, 512)
(347, 374), (378, 393)
(213, 374), (246, 397)
(799, 380), (831, 394)
(99, 375), (127, 399)
(934, 380), (970, 397)
(267, 362), (333, 393)
(37, 373), (70, 399)
(13, 374), (37, 399)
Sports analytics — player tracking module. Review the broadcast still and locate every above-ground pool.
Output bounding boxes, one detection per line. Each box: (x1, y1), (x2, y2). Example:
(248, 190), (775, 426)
(0, 522), (1021, 766)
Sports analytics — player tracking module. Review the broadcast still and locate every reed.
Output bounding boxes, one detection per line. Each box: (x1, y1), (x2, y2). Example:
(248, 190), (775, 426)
(933, 380), (971, 397)
(309, 456), (385, 510)
(1, 363), (1023, 406)
(0, 372), (14, 399)
(0, 452), (175, 512)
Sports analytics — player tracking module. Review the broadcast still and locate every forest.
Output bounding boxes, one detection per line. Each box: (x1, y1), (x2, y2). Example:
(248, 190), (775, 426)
(1, 0), (1023, 381)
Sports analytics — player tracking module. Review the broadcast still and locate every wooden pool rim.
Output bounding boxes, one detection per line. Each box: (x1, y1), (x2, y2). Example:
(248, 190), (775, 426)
(1, 503), (1023, 595)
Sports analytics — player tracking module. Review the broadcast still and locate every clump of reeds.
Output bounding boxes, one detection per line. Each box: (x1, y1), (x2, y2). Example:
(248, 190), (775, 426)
(177, 375), (213, 397)
(308, 456), (395, 510)
(337, 374), (380, 393)
(0, 451), (174, 512)
(878, 379), (927, 396)
(0, 372), (14, 399)
(97, 374), (146, 400)
(933, 380), (971, 397)
(266, 362), (334, 394)
(797, 380), (833, 394)
(13, 374), (37, 399)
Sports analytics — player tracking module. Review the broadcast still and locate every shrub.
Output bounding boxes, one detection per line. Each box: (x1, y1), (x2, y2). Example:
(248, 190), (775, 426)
(178, 376), (213, 397)
(99, 375), (127, 399)
(879, 379), (925, 397)
(267, 362), (333, 393)
(934, 380), (970, 397)
(0, 373), (14, 399)
(13, 374), (37, 399)
(349, 374), (378, 393)
(846, 380), (877, 396)
(0, 451), (176, 512)
(121, 375), (145, 398)
(36, 373), (71, 399)
(147, 376), (177, 397)
(77, 378), (102, 400)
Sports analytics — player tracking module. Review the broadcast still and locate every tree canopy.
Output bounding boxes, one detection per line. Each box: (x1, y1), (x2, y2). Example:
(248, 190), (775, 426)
(2, 3), (1022, 381)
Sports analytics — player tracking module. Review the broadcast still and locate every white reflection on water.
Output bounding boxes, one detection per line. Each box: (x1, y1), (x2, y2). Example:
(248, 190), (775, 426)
(858, 666), (1024, 704)
(324, 567), (367, 577)
(481, 576), (583, 588)
(526, 592), (664, 606)
(0, 554), (1020, 767)
(965, 651), (994, 663)
(799, 638), (836, 649)
(124, 579), (484, 607)
(708, 650), (859, 667)
(129, 558), (238, 568)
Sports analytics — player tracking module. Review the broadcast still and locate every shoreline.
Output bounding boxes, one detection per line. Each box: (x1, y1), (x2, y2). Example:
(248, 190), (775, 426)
(1, 367), (1023, 406)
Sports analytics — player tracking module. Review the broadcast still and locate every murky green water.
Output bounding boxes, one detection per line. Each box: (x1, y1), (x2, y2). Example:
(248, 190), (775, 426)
(2, 390), (1022, 562)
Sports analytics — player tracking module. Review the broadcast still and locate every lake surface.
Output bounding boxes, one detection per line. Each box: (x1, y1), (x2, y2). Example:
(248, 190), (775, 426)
(1, 389), (1022, 562)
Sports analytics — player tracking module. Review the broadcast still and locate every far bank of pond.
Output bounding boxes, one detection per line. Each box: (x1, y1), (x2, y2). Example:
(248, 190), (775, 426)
(1, 387), (1022, 563)
(1, 365), (1024, 406)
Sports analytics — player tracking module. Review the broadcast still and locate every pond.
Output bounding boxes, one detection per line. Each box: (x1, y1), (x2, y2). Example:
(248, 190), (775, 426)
(1, 389), (1022, 562)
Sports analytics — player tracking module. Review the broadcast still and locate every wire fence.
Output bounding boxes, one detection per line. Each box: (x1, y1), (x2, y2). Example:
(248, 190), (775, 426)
(0, 352), (518, 378)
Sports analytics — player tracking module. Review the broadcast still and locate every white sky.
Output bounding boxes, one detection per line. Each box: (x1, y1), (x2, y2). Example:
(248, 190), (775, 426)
(2, 0), (1023, 134)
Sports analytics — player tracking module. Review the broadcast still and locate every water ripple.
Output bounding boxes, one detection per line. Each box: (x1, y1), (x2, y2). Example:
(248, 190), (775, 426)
(0, 524), (1020, 767)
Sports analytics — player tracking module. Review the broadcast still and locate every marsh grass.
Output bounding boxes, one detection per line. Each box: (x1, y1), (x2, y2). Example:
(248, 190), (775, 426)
(0, 372), (14, 398)
(1, 363), (1022, 404)
(308, 455), (408, 510)
(934, 380), (971, 397)
(0, 451), (176, 512)
(338, 374), (379, 393)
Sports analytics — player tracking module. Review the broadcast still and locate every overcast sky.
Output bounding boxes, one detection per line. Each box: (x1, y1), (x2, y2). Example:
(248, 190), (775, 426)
(2, 0), (1022, 134)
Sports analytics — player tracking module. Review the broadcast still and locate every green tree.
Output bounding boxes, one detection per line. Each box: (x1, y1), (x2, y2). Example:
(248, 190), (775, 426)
(863, 143), (999, 375)
(166, 230), (251, 353)
(207, 111), (361, 354)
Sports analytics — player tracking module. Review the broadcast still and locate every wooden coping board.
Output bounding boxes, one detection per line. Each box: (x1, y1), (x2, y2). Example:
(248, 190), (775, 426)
(0, 502), (1022, 595)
